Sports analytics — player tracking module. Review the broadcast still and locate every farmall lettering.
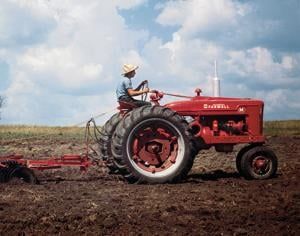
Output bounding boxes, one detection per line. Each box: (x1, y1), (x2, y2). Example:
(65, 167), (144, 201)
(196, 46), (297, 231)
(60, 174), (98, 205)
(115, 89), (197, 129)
(203, 104), (230, 109)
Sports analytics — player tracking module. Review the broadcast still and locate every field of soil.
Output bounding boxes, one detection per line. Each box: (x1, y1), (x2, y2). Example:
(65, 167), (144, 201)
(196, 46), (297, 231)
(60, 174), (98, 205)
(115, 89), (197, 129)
(0, 125), (299, 235)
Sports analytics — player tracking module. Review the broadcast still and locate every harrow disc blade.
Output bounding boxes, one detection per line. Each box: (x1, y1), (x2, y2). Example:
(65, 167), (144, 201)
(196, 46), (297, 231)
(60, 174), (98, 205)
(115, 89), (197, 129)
(0, 168), (10, 183)
(0, 166), (38, 184)
(9, 166), (39, 184)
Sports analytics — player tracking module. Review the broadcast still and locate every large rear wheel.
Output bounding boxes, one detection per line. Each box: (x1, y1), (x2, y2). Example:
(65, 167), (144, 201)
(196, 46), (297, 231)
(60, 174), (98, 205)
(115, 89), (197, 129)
(112, 106), (196, 184)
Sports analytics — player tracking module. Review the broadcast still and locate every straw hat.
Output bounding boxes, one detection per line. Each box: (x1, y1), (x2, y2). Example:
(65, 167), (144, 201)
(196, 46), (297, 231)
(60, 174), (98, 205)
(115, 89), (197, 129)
(122, 64), (139, 75)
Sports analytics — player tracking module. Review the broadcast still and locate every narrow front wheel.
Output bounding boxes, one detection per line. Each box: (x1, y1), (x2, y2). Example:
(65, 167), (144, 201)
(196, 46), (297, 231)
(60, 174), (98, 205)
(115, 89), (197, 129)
(240, 146), (278, 180)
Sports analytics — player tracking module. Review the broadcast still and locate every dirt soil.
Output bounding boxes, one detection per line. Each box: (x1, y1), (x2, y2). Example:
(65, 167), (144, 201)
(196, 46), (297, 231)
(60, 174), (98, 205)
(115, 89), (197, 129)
(0, 136), (299, 235)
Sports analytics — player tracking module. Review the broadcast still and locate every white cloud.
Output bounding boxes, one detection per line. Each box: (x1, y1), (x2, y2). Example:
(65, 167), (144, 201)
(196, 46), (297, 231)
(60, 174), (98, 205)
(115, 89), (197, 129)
(120, 50), (144, 68)
(282, 56), (295, 70)
(0, 0), (56, 47)
(225, 47), (300, 89)
(151, 0), (300, 119)
(1, 0), (299, 125)
(16, 46), (105, 89)
(139, 33), (223, 96)
(156, 0), (249, 38)
(115, 0), (147, 10)
(255, 89), (300, 119)
(1, 0), (149, 125)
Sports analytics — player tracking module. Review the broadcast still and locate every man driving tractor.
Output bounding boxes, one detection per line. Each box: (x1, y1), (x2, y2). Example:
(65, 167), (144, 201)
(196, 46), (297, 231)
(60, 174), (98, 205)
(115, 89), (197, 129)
(116, 64), (151, 107)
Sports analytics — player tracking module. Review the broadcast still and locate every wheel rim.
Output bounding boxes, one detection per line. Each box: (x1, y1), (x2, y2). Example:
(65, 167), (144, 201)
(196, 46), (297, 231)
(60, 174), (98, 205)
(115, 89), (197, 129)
(251, 155), (271, 176)
(126, 118), (185, 178)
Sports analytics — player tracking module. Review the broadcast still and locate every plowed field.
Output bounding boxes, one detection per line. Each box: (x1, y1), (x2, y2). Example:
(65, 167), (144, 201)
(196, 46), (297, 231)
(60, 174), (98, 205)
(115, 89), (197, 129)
(0, 132), (299, 235)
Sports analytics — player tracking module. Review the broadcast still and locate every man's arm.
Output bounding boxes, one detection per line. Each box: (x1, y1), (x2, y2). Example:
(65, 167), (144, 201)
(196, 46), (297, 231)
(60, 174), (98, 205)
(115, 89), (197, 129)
(127, 88), (149, 97)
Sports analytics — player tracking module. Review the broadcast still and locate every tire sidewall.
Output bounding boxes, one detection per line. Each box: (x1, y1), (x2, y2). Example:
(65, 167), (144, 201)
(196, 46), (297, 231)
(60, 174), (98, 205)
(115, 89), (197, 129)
(118, 106), (192, 183)
(99, 112), (123, 173)
(241, 146), (278, 180)
(236, 144), (260, 176)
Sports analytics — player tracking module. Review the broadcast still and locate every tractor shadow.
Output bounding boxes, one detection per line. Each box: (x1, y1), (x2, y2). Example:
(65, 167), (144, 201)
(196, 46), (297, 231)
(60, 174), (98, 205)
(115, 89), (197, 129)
(186, 170), (241, 183)
(37, 175), (123, 184)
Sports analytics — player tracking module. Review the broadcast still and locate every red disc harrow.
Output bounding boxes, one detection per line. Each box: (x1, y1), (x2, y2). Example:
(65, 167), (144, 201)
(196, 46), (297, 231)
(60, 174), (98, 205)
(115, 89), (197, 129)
(0, 119), (99, 184)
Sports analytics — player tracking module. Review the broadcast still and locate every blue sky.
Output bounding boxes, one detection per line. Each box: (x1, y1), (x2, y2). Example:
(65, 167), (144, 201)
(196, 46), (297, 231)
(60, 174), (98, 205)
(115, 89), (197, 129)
(0, 0), (299, 125)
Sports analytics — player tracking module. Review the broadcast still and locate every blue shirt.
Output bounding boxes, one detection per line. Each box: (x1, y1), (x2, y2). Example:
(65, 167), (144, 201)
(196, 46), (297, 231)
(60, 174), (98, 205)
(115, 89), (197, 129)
(116, 78), (133, 100)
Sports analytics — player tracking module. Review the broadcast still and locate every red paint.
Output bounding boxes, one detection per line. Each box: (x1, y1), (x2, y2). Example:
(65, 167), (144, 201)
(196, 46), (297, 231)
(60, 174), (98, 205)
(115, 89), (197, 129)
(1, 89), (268, 176)
(0, 154), (92, 171)
(130, 125), (178, 173)
(156, 94), (266, 146)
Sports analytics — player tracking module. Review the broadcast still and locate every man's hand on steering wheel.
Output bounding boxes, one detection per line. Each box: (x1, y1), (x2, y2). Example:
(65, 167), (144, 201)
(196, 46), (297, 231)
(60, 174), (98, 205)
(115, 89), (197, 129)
(143, 88), (149, 93)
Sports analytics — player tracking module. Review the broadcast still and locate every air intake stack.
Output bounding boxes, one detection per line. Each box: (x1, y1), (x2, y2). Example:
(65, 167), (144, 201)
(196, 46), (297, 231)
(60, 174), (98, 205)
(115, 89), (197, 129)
(213, 60), (220, 97)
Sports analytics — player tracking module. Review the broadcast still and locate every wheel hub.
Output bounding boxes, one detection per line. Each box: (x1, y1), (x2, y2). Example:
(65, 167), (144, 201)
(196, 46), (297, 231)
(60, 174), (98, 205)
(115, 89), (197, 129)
(255, 159), (266, 168)
(146, 141), (162, 154)
(252, 156), (270, 175)
(131, 127), (178, 172)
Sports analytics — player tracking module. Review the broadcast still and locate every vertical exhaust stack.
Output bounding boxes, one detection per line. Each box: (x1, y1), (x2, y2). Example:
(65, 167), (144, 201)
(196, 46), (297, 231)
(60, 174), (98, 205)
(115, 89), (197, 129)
(213, 60), (220, 97)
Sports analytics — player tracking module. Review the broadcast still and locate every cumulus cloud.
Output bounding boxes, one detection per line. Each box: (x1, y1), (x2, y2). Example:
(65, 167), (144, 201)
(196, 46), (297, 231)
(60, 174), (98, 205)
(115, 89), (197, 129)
(156, 0), (300, 52)
(0, 0), (56, 48)
(16, 46), (105, 92)
(1, 0), (148, 125)
(225, 47), (300, 90)
(255, 89), (300, 119)
(0, 0), (299, 125)
(148, 0), (299, 119)
(115, 0), (148, 10)
(156, 0), (248, 38)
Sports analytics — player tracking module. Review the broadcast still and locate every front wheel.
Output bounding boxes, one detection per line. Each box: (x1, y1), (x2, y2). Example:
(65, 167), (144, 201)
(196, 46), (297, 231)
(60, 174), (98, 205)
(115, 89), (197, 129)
(111, 106), (196, 184)
(239, 146), (278, 180)
(236, 144), (260, 176)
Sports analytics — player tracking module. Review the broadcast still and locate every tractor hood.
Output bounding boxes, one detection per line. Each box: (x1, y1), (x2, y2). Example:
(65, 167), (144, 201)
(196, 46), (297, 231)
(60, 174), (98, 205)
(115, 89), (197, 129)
(164, 96), (264, 116)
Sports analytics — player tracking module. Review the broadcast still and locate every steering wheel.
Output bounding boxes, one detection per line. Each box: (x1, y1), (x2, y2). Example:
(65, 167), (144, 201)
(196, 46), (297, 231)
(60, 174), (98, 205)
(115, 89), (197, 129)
(141, 81), (149, 101)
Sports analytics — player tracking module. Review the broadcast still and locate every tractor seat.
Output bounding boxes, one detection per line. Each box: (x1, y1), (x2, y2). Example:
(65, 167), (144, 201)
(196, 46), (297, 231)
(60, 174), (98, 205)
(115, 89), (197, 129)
(118, 101), (138, 110)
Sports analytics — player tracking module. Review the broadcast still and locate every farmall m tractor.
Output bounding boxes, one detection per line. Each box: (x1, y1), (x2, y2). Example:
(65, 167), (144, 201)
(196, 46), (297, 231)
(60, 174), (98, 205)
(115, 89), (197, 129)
(99, 86), (278, 184)
(0, 85), (278, 184)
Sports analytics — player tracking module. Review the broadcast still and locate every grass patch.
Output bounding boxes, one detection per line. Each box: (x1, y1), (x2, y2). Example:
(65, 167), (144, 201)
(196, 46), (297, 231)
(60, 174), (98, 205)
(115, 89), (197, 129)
(264, 120), (300, 136)
(0, 120), (299, 142)
(0, 125), (87, 142)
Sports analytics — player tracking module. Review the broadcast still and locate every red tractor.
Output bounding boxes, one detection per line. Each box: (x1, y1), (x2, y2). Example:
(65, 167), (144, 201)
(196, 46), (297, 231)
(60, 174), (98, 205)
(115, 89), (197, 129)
(99, 87), (278, 184)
